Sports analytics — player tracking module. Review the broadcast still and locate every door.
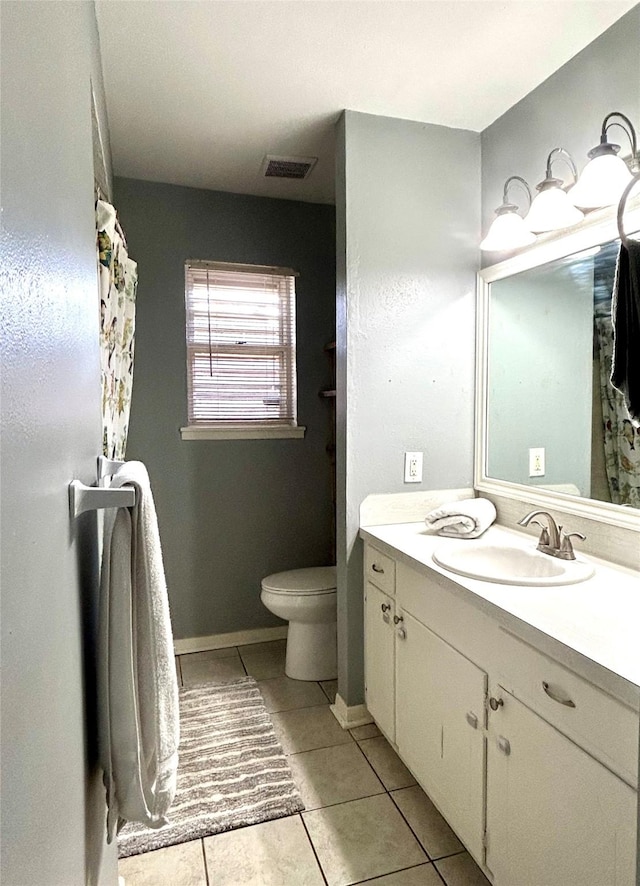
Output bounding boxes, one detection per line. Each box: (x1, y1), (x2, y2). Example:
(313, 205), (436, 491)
(486, 688), (636, 886)
(364, 581), (395, 741)
(396, 612), (487, 862)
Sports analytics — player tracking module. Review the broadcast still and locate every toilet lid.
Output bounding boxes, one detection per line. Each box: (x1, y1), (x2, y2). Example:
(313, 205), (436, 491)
(261, 566), (336, 595)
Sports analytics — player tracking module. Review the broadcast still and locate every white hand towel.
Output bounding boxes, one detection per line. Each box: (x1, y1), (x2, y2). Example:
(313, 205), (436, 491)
(424, 497), (496, 538)
(98, 461), (179, 840)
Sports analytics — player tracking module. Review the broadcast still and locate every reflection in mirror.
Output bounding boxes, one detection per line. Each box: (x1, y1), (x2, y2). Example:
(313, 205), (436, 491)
(486, 240), (640, 508)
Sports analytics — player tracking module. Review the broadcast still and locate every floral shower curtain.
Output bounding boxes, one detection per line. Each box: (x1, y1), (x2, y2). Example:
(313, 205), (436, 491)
(594, 310), (640, 507)
(97, 199), (138, 460)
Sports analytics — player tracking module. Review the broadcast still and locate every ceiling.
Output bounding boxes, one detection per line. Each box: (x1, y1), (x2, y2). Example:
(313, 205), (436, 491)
(96, 1), (637, 205)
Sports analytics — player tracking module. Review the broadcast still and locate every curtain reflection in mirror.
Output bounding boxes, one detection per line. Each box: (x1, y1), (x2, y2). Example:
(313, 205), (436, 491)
(594, 243), (640, 507)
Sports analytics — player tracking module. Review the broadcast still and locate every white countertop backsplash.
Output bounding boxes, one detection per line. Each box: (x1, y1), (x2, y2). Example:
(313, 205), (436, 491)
(360, 520), (640, 705)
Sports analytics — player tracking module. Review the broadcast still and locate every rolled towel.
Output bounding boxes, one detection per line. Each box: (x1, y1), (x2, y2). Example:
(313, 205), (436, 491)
(424, 497), (497, 538)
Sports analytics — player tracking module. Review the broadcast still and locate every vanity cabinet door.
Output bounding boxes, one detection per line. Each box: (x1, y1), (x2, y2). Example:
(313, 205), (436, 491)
(396, 612), (487, 863)
(364, 581), (395, 742)
(486, 689), (636, 886)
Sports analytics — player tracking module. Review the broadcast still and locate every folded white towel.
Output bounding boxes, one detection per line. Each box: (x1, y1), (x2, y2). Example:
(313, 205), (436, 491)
(424, 497), (496, 538)
(98, 461), (179, 840)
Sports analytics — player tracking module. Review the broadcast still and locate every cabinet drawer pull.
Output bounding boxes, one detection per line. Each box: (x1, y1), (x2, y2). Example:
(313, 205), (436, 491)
(380, 603), (391, 613)
(371, 563), (385, 574)
(393, 614), (403, 625)
(489, 696), (504, 711)
(542, 681), (576, 708)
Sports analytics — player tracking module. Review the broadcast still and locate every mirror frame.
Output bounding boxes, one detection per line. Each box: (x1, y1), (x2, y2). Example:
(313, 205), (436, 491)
(475, 195), (640, 531)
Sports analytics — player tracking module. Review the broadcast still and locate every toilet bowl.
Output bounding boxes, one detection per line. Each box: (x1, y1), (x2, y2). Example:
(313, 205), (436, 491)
(260, 566), (337, 681)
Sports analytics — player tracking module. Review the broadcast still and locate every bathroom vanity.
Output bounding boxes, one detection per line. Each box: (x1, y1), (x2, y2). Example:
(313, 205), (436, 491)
(360, 522), (639, 886)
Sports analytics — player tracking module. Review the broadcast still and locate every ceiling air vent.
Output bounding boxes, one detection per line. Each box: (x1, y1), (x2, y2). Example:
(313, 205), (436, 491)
(262, 155), (318, 180)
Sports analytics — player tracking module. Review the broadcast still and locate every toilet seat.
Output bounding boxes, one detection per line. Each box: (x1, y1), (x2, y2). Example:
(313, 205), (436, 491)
(261, 566), (336, 596)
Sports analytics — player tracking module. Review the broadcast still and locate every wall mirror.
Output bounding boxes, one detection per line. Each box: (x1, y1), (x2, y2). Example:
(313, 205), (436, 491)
(475, 197), (640, 529)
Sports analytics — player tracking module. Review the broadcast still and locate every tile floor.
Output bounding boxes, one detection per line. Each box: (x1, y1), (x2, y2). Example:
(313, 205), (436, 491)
(120, 640), (491, 886)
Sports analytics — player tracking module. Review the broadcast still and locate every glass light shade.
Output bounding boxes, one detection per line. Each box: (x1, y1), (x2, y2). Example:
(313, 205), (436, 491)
(568, 152), (634, 210)
(524, 186), (584, 233)
(480, 211), (536, 252)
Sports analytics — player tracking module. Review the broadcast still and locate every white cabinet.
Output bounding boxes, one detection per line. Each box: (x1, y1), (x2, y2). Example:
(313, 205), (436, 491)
(486, 688), (636, 886)
(364, 581), (396, 741)
(361, 541), (639, 886)
(396, 611), (487, 862)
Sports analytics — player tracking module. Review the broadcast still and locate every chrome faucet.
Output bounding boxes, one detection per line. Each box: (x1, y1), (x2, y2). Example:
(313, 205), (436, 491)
(518, 510), (585, 561)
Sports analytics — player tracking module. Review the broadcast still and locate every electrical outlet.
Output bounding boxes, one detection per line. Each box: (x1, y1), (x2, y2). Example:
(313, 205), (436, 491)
(404, 451), (423, 483)
(529, 447), (545, 477)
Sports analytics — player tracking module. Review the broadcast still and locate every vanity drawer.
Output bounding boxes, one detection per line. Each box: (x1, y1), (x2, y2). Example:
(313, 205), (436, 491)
(365, 544), (396, 595)
(497, 630), (638, 786)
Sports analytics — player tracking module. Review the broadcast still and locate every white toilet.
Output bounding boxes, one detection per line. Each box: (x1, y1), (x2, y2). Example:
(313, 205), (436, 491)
(260, 566), (337, 681)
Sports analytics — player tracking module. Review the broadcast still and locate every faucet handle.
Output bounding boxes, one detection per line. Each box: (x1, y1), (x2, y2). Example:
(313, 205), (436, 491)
(529, 519), (550, 548)
(559, 531), (586, 560)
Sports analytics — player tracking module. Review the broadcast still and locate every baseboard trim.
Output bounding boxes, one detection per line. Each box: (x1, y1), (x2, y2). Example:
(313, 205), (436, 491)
(174, 625), (288, 655)
(330, 692), (374, 730)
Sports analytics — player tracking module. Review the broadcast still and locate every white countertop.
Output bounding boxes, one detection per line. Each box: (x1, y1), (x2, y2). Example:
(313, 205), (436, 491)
(360, 522), (640, 702)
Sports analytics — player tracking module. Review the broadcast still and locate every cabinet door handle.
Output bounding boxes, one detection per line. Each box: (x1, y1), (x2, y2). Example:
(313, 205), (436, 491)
(380, 603), (391, 612)
(371, 563), (385, 574)
(466, 711), (478, 729)
(488, 696), (504, 711)
(393, 614), (403, 625)
(542, 681), (576, 708)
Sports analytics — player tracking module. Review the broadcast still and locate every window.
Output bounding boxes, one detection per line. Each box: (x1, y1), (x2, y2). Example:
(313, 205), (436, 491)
(181, 261), (304, 440)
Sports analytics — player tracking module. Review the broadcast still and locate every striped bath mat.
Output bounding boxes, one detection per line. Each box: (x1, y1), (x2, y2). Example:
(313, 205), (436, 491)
(117, 677), (304, 857)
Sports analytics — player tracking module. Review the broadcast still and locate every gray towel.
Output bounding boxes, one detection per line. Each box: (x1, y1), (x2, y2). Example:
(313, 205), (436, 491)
(611, 240), (640, 426)
(98, 461), (179, 840)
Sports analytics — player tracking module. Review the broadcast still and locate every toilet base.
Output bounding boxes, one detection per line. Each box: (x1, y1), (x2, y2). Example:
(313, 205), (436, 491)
(285, 620), (337, 681)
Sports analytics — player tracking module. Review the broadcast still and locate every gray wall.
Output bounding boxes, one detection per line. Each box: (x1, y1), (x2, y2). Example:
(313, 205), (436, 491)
(114, 178), (336, 641)
(481, 5), (640, 239)
(1, 2), (116, 884)
(336, 111), (481, 705)
(487, 264), (594, 494)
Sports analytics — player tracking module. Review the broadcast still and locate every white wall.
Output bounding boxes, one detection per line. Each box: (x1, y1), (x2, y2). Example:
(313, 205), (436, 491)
(1, 2), (117, 883)
(336, 111), (481, 705)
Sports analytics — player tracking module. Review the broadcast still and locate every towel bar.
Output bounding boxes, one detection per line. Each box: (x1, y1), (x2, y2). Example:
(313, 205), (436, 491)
(98, 456), (125, 478)
(69, 480), (135, 517)
(69, 462), (135, 518)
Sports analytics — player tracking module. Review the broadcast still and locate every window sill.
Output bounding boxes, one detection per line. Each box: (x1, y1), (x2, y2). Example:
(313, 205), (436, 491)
(180, 425), (306, 441)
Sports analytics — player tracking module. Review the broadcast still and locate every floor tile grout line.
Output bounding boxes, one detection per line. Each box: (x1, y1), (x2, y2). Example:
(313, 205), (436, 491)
(263, 698), (332, 715)
(279, 737), (355, 756)
(346, 732), (389, 791)
(349, 736), (458, 868)
(350, 858), (442, 885)
(299, 812), (330, 886)
(431, 863), (450, 886)
(295, 786), (387, 815)
(386, 786), (435, 864)
(350, 732), (407, 794)
(199, 837), (210, 886)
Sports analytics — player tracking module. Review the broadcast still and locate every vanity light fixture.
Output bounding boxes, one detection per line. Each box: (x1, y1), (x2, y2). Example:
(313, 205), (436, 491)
(480, 176), (536, 252)
(524, 148), (584, 233)
(568, 111), (639, 210)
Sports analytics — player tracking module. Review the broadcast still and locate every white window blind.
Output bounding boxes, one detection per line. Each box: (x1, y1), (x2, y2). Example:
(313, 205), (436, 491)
(185, 262), (298, 427)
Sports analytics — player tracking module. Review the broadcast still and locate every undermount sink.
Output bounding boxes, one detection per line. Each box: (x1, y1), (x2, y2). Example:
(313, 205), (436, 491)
(432, 543), (595, 586)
